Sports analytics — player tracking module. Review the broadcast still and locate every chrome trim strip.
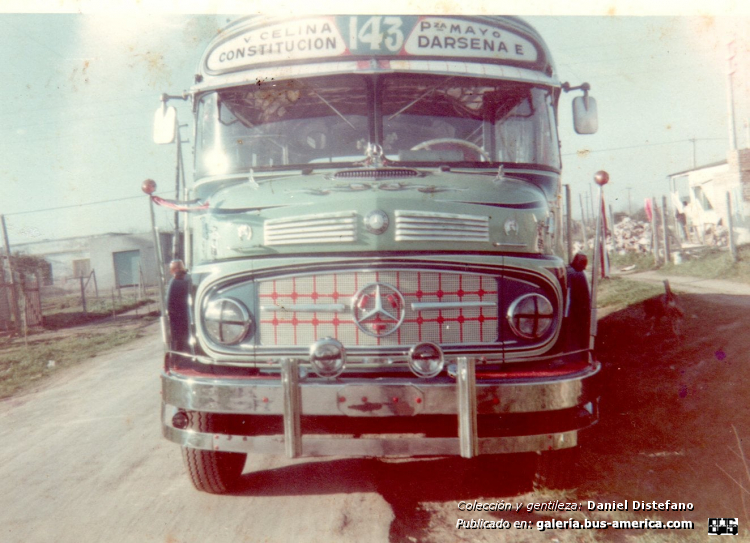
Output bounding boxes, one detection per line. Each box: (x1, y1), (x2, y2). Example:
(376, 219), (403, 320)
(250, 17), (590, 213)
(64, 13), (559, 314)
(163, 427), (579, 456)
(267, 236), (357, 246)
(494, 242), (528, 248)
(396, 210), (489, 221)
(411, 301), (496, 311)
(192, 60), (559, 94)
(261, 303), (348, 313)
(396, 235), (489, 242)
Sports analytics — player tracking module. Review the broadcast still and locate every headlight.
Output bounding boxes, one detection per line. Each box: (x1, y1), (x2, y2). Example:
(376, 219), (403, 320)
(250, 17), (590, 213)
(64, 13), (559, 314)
(204, 298), (254, 345)
(506, 293), (554, 339)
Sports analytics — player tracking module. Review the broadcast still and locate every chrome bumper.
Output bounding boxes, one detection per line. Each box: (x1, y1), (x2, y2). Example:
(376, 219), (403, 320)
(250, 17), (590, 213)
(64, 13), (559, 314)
(162, 358), (599, 459)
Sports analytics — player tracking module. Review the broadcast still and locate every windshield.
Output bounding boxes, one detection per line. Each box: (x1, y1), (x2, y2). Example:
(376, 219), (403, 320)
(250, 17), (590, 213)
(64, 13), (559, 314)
(195, 74), (560, 177)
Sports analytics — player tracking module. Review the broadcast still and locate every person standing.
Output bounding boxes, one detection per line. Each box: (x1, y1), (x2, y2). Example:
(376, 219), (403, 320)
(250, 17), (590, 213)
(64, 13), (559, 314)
(166, 259), (190, 354)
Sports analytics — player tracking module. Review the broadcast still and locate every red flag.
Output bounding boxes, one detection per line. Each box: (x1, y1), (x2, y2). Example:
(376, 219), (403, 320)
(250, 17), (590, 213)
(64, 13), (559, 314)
(151, 195), (209, 212)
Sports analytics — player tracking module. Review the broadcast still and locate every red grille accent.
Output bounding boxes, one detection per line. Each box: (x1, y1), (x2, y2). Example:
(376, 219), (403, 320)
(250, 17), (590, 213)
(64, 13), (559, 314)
(258, 270), (498, 347)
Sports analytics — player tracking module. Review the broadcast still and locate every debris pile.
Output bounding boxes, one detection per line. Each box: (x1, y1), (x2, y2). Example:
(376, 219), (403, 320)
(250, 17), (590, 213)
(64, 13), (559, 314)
(612, 217), (653, 254)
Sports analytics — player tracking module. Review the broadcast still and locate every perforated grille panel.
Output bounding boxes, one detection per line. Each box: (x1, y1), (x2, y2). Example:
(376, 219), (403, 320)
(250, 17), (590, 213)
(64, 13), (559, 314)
(258, 270), (498, 347)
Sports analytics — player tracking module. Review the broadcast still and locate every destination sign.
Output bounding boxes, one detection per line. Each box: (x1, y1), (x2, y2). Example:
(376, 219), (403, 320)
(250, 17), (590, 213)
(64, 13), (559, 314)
(206, 17), (347, 73)
(205, 16), (541, 74)
(404, 17), (538, 62)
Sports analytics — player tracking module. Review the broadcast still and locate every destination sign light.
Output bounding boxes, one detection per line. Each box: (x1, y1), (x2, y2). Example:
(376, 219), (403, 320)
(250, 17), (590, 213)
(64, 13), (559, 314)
(205, 16), (541, 75)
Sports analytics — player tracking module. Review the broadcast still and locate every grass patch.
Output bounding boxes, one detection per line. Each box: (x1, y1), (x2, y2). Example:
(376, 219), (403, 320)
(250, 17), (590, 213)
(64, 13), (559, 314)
(610, 251), (659, 272)
(660, 244), (750, 284)
(596, 277), (663, 311)
(0, 326), (146, 399)
(41, 292), (157, 330)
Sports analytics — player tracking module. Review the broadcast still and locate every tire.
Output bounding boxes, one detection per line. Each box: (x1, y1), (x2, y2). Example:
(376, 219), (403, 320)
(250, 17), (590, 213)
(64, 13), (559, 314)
(182, 413), (247, 494)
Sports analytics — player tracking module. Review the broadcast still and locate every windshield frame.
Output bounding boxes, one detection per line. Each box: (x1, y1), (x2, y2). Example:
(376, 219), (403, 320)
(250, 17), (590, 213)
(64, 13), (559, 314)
(193, 73), (562, 178)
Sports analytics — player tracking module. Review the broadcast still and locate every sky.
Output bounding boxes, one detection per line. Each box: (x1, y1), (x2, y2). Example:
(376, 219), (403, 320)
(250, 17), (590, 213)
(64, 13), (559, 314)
(1, 1), (749, 246)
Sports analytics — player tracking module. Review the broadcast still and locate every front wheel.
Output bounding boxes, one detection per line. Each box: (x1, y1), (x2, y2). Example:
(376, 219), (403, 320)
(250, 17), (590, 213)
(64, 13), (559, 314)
(181, 412), (246, 494)
(182, 447), (247, 494)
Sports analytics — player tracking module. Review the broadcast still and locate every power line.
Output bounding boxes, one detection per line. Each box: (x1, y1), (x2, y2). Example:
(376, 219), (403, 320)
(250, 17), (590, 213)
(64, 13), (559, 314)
(3, 189), (178, 217)
(4, 195), (146, 216)
(562, 137), (725, 157)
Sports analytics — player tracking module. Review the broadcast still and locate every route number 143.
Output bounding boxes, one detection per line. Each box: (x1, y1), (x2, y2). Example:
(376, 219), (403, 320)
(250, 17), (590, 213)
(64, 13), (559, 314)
(349, 16), (405, 52)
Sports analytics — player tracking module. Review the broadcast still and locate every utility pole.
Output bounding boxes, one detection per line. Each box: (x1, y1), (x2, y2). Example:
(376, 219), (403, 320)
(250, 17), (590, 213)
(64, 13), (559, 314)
(579, 193), (589, 249)
(727, 39), (738, 151)
(1, 215), (22, 333)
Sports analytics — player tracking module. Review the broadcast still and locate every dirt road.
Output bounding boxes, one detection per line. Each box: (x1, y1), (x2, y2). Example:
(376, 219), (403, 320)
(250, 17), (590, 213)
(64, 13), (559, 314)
(0, 328), (397, 543)
(3, 277), (748, 542)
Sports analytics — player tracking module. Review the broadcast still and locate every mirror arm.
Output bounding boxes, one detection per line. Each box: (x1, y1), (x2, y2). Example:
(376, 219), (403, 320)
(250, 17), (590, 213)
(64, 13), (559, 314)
(160, 93), (189, 111)
(562, 82), (591, 109)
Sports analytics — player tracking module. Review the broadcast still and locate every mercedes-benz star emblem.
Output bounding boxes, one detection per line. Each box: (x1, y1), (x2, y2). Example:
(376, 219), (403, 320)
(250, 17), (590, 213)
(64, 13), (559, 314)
(352, 283), (406, 337)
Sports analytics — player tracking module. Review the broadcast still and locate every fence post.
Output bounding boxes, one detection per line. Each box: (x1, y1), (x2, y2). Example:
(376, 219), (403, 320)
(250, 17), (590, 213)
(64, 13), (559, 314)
(92, 270), (98, 298)
(727, 191), (738, 262)
(651, 197), (660, 265)
(79, 276), (87, 314)
(661, 195), (670, 265)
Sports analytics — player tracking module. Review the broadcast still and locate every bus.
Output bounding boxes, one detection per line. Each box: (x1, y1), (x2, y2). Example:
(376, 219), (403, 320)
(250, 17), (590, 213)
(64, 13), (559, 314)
(153, 14), (601, 494)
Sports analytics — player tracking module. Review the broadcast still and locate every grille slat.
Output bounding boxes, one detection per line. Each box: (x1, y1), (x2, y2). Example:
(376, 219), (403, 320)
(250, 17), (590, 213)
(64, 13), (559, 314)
(258, 270), (498, 347)
(395, 210), (490, 242)
(265, 212), (356, 246)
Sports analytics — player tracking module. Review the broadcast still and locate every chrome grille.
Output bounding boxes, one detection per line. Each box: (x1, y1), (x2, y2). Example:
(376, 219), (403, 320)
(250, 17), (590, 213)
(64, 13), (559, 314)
(264, 211), (356, 246)
(258, 270), (498, 347)
(333, 169), (419, 180)
(395, 210), (490, 242)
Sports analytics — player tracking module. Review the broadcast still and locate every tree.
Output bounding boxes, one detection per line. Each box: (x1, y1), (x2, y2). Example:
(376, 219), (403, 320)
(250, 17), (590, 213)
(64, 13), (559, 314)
(9, 253), (52, 285)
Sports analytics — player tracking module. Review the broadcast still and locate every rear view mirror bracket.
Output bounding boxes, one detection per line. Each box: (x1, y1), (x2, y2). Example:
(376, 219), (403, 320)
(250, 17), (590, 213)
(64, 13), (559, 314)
(562, 82), (598, 135)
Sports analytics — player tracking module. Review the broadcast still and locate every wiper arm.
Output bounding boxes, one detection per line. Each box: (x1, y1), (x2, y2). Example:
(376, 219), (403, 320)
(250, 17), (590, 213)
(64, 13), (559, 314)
(387, 77), (456, 121)
(311, 91), (355, 129)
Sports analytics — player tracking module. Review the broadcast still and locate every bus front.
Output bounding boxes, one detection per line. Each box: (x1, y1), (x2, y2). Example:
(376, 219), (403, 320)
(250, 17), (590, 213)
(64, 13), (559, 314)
(158, 15), (600, 494)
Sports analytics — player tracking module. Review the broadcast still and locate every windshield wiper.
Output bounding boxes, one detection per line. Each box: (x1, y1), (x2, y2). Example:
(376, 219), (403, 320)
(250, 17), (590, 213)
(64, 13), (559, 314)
(311, 91), (356, 129)
(387, 77), (456, 121)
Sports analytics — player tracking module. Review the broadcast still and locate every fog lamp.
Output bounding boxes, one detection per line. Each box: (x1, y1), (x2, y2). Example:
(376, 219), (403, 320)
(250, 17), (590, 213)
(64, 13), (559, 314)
(408, 342), (444, 378)
(309, 338), (347, 378)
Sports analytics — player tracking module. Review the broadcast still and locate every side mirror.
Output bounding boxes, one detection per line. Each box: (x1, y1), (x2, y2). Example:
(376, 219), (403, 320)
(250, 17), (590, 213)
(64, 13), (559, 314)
(572, 96), (598, 135)
(153, 106), (177, 144)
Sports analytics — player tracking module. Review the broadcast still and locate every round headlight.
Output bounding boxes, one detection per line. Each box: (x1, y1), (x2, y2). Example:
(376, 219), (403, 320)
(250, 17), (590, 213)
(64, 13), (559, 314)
(506, 293), (554, 339)
(204, 298), (253, 345)
(309, 338), (346, 378)
(408, 342), (444, 378)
